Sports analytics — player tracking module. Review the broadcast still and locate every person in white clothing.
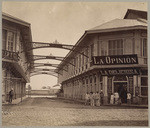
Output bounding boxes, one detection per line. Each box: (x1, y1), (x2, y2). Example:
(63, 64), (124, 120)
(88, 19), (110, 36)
(127, 92), (131, 105)
(85, 93), (90, 105)
(110, 93), (114, 104)
(95, 92), (100, 106)
(90, 92), (94, 106)
(93, 92), (96, 106)
(114, 92), (119, 104)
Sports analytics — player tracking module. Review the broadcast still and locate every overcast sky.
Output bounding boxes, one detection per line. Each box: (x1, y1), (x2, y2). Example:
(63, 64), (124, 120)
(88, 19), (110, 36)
(2, 1), (147, 90)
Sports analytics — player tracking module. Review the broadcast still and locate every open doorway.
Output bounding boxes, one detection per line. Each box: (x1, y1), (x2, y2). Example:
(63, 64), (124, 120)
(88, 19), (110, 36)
(114, 82), (127, 103)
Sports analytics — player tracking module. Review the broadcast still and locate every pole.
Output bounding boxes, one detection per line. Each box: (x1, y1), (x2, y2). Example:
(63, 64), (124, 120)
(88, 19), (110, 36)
(28, 87), (29, 97)
(21, 82), (22, 102)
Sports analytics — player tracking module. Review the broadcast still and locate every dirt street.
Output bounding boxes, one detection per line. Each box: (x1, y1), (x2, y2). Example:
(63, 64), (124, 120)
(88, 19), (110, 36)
(2, 97), (148, 126)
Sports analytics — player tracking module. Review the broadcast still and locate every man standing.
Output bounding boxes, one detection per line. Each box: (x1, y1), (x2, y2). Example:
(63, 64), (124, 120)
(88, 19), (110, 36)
(127, 92), (131, 105)
(100, 90), (104, 105)
(90, 92), (94, 106)
(110, 93), (114, 104)
(95, 92), (100, 106)
(85, 93), (90, 105)
(114, 92), (119, 104)
(9, 88), (14, 103)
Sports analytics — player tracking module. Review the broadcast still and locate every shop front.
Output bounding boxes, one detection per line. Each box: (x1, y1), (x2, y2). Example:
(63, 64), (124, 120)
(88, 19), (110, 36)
(99, 67), (148, 105)
(92, 54), (148, 105)
(101, 68), (138, 104)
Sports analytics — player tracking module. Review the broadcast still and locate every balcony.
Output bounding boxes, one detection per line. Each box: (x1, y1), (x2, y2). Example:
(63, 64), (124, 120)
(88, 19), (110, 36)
(2, 50), (19, 62)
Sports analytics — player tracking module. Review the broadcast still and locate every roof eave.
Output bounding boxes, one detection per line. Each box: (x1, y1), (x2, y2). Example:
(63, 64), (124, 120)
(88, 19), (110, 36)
(2, 12), (30, 27)
(57, 25), (147, 70)
(87, 26), (147, 34)
(57, 31), (88, 69)
(2, 13), (34, 62)
(124, 9), (147, 19)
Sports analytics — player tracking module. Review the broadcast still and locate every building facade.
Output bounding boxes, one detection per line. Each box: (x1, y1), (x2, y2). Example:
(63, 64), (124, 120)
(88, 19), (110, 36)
(2, 13), (33, 102)
(57, 9), (148, 105)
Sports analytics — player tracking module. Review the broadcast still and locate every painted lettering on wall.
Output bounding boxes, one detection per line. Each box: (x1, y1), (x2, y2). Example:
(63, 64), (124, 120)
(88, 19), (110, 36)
(100, 68), (139, 76)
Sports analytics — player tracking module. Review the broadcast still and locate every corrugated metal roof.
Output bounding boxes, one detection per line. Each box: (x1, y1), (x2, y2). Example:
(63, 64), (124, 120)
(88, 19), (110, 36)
(88, 18), (147, 32)
(57, 18), (147, 70)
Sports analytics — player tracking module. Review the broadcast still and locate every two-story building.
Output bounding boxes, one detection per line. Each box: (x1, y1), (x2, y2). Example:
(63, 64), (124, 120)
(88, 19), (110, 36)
(2, 13), (33, 102)
(57, 9), (148, 105)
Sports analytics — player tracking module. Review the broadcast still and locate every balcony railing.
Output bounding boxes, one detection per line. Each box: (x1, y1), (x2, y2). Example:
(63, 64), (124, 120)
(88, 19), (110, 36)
(2, 50), (19, 61)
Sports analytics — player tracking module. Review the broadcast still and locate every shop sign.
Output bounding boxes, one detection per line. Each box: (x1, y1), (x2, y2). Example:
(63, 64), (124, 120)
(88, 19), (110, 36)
(92, 54), (138, 65)
(99, 68), (139, 76)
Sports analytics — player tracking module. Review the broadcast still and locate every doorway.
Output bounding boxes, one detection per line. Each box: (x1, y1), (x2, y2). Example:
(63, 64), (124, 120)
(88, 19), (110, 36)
(114, 82), (127, 103)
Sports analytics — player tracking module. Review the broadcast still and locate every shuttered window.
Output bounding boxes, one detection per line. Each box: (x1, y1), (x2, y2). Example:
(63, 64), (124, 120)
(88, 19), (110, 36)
(7, 31), (15, 51)
(108, 39), (123, 55)
(2, 29), (7, 50)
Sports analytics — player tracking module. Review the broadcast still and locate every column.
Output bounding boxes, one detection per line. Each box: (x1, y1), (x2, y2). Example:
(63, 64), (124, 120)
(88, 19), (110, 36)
(79, 79), (82, 99)
(22, 83), (25, 98)
(137, 75), (141, 95)
(103, 76), (108, 105)
(71, 83), (72, 98)
(71, 81), (73, 99)
(133, 75), (137, 103)
(14, 80), (16, 99)
(96, 73), (99, 93)
(133, 75), (137, 97)
(2, 69), (5, 102)
(137, 75), (142, 104)
(17, 81), (19, 98)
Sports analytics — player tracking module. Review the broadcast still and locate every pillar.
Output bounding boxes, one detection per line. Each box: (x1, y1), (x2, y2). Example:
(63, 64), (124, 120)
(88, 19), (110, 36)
(133, 75), (138, 104)
(137, 75), (142, 104)
(71, 81), (73, 99)
(103, 76), (108, 105)
(79, 79), (82, 99)
(133, 75), (137, 97)
(2, 69), (6, 102)
(137, 75), (141, 95)
(96, 73), (99, 93)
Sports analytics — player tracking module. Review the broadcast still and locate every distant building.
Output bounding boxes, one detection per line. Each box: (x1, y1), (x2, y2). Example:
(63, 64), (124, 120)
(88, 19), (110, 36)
(2, 13), (33, 102)
(30, 89), (60, 95)
(57, 9), (148, 105)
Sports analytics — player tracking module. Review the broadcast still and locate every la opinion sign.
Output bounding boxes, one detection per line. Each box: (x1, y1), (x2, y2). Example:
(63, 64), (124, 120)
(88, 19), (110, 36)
(92, 54), (138, 65)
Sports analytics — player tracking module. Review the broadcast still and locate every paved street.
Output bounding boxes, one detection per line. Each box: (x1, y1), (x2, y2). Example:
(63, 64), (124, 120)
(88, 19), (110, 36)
(2, 97), (148, 126)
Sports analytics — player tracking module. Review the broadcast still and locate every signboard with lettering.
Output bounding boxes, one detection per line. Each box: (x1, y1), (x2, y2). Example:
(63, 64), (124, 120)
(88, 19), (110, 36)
(99, 68), (140, 76)
(92, 54), (138, 65)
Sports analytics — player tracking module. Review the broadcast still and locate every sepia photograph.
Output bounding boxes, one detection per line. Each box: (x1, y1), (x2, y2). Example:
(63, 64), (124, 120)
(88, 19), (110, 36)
(1, 1), (148, 127)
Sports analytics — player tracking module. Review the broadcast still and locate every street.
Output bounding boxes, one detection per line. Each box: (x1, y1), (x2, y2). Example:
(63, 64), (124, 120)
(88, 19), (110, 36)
(2, 97), (148, 126)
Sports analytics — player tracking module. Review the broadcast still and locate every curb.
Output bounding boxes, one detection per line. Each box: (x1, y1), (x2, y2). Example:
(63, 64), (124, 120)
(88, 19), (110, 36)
(2, 97), (29, 106)
(57, 97), (148, 108)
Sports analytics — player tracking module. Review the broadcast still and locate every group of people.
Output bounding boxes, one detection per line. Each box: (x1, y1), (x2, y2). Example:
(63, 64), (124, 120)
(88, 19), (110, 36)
(110, 92), (131, 105)
(85, 90), (104, 107)
(85, 90), (132, 106)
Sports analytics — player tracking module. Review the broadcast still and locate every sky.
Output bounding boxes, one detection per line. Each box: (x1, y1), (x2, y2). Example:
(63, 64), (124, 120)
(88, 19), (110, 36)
(2, 1), (147, 90)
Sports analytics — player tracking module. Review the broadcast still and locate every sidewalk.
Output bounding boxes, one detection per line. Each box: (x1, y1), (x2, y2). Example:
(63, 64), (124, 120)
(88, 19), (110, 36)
(2, 96), (29, 106)
(57, 97), (148, 109)
(105, 103), (148, 108)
